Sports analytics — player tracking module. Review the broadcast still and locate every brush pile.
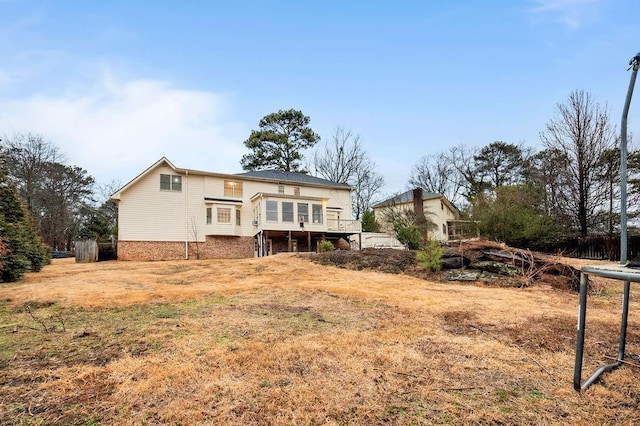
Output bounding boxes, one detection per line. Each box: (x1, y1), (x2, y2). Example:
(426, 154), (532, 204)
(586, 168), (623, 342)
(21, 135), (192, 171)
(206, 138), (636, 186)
(310, 239), (581, 291)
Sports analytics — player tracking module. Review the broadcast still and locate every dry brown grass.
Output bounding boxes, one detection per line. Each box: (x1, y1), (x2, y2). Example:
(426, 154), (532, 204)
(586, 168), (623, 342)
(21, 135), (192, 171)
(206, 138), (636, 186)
(1, 253), (639, 425)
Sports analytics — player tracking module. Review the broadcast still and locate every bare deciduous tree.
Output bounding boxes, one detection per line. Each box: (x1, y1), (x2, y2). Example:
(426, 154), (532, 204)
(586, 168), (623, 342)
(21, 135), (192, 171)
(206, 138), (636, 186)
(409, 152), (463, 206)
(352, 162), (385, 220)
(539, 90), (616, 236)
(190, 217), (201, 259)
(1, 133), (64, 213)
(1, 133), (94, 248)
(313, 127), (385, 219)
(447, 145), (491, 202)
(313, 127), (364, 184)
(411, 142), (530, 209)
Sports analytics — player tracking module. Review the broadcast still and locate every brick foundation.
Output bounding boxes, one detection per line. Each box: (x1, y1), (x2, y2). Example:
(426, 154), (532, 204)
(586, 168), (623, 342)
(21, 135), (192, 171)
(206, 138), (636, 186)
(118, 236), (254, 261)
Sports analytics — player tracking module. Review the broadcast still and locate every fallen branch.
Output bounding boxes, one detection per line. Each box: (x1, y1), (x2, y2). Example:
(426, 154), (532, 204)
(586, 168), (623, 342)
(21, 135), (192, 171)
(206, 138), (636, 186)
(430, 386), (481, 392)
(390, 370), (421, 378)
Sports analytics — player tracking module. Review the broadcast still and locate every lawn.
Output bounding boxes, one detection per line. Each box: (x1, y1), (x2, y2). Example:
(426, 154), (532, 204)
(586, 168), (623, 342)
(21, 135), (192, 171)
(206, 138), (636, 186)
(0, 253), (639, 425)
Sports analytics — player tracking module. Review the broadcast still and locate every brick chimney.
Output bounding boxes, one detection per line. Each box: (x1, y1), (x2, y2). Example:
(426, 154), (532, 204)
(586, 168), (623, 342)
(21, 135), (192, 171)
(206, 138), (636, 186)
(413, 188), (427, 226)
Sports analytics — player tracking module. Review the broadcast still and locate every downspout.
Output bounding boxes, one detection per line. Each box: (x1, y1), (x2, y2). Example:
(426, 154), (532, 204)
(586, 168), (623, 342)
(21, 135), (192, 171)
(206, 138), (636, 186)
(185, 170), (189, 260)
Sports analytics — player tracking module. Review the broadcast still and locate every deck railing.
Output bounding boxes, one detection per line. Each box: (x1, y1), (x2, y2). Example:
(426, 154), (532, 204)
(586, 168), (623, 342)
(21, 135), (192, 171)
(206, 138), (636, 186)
(327, 219), (361, 232)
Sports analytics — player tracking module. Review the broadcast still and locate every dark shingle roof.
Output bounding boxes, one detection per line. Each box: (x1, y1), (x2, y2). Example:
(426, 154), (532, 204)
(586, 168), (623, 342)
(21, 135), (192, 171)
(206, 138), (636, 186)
(235, 170), (350, 188)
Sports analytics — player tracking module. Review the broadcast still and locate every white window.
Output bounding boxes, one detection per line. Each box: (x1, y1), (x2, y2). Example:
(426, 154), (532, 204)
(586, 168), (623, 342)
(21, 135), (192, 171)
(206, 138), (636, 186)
(236, 209), (241, 226)
(278, 185), (285, 194)
(160, 174), (170, 190)
(298, 203), (308, 223)
(224, 180), (243, 197)
(253, 203), (260, 225)
(217, 207), (231, 224)
(172, 175), (182, 191)
(160, 174), (182, 191)
(282, 202), (294, 222)
(312, 204), (323, 224)
(206, 207), (212, 224)
(266, 200), (278, 222)
(294, 187), (300, 196)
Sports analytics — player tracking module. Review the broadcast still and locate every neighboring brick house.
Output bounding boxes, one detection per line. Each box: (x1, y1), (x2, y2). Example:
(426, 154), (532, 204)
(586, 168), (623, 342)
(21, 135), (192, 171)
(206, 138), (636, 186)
(111, 158), (361, 260)
(371, 188), (459, 241)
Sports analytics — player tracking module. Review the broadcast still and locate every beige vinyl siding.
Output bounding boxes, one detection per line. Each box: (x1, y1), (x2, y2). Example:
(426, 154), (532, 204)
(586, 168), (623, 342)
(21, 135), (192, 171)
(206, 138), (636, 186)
(118, 163), (355, 242)
(427, 198), (456, 240)
(186, 173), (206, 241)
(202, 177), (353, 236)
(372, 197), (457, 241)
(118, 165), (188, 241)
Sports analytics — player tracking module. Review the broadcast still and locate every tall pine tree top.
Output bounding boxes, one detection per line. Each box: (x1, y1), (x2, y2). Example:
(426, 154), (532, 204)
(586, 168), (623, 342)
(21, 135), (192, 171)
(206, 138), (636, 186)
(241, 109), (320, 173)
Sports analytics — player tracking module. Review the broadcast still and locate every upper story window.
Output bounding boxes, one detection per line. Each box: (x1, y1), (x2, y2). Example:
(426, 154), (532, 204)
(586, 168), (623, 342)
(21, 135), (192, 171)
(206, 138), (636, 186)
(224, 180), (243, 197)
(294, 187), (300, 196)
(206, 207), (212, 225)
(278, 185), (285, 194)
(160, 174), (182, 191)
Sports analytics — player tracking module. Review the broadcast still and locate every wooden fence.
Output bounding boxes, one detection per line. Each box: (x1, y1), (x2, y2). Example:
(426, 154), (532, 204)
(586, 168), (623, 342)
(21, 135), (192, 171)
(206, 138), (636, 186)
(74, 240), (118, 262)
(75, 239), (98, 263)
(539, 235), (640, 261)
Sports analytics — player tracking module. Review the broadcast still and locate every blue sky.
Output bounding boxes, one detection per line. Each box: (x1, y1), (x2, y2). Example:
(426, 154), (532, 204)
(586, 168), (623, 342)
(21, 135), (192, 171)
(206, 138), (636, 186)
(1, 0), (639, 196)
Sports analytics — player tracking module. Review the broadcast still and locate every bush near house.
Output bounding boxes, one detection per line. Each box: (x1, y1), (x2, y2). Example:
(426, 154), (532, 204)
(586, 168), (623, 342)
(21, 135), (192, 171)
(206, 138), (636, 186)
(318, 240), (335, 252)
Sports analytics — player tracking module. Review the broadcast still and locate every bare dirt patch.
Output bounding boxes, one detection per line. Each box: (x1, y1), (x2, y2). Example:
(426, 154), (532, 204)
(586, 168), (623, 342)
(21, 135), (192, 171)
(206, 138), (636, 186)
(0, 252), (639, 424)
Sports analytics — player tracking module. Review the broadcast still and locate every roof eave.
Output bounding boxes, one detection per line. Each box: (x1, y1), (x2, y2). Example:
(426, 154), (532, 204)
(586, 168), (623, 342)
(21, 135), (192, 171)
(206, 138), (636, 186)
(110, 157), (176, 201)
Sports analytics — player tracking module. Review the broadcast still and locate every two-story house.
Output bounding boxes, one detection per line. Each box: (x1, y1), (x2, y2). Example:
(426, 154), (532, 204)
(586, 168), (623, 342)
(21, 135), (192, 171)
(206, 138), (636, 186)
(110, 158), (361, 260)
(371, 188), (458, 241)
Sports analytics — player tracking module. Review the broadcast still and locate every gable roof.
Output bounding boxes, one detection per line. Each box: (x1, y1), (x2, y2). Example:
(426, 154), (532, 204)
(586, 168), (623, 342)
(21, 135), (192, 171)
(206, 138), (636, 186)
(371, 188), (458, 212)
(111, 157), (351, 201)
(111, 157), (176, 201)
(235, 169), (351, 189)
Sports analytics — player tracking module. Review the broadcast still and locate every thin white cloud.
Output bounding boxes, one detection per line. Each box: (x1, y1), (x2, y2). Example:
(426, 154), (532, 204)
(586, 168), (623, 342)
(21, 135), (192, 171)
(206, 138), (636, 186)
(0, 73), (248, 184)
(530, 0), (603, 30)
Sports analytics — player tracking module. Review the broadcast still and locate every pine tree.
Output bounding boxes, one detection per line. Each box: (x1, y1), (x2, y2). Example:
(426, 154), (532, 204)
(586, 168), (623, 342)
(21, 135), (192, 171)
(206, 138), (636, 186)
(241, 109), (320, 172)
(0, 154), (49, 282)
